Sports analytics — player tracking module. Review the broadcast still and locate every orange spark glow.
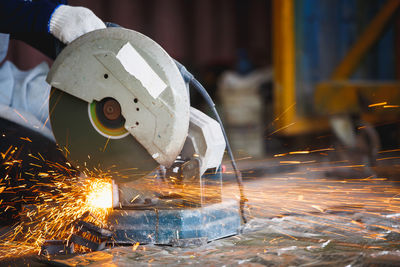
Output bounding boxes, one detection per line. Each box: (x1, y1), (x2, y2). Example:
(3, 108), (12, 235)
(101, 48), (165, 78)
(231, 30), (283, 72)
(368, 102), (387, 107)
(86, 179), (113, 209)
(0, 151), (113, 260)
(383, 105), (400, 108)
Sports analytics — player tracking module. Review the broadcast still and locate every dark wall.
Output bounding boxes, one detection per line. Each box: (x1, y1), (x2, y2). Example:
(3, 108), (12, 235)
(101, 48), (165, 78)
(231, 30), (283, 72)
(6, 0), (271, 71)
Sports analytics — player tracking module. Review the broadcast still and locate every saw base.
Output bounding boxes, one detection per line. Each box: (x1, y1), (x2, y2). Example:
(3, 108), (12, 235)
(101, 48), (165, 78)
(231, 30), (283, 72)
(108, 170), (241, 245)
(109, 199), (240, 245)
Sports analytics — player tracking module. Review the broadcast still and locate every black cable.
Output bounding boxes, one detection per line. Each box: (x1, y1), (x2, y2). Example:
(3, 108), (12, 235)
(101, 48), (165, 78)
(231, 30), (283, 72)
(175, 61), (247, 224)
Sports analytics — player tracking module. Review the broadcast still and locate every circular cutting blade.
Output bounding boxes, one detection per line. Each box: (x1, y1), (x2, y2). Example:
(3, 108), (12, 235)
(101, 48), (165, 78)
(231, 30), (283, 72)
(49, 88), (158, 183)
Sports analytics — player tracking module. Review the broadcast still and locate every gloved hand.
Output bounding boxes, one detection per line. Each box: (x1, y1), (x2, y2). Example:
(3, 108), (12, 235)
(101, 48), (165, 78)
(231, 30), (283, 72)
(49, 5), (106, 44)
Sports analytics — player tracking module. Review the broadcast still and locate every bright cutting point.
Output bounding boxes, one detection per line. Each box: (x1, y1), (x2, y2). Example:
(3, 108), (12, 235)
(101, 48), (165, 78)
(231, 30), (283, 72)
(86, 179), (113, 209)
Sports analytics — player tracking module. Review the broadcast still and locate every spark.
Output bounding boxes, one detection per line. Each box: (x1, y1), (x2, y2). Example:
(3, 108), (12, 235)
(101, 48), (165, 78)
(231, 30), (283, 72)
(377, 156), (400, 161)
(289, 151), (310, 155)
(132, 242), (140, 251)
(267, 122), (296, 137)
(378, 148), (400, 153)
(0, 152), (113, 259)
(311, 205), (325, 213)
(103, 137), (110, 152)
(19, 137), (32, 142)
(13, 109), (28, 123)
(274, 148), (334, 158)
(368, 102), (387, 107)
(383, 105), (400, 108)
(130, 194), (140, 203)
(272, 103), (296, 124)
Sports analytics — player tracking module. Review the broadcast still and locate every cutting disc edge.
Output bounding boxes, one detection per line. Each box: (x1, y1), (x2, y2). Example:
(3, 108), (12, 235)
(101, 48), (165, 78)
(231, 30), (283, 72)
(49, 88), (159, 183)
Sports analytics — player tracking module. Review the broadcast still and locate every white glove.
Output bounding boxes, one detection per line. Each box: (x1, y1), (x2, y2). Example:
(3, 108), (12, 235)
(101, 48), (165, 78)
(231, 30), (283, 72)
(49, 5), (106, 44)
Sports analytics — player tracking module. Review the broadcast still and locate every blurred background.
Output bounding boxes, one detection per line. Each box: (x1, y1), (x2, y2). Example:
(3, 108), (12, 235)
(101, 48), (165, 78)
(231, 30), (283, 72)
(7, 0), (272, 71)
(5, 0), (400, 164)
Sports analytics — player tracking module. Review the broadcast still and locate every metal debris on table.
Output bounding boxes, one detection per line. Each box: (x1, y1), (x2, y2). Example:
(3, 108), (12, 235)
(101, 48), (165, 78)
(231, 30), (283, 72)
(40, 211), (113, 256)
(40, 240), (74, 256)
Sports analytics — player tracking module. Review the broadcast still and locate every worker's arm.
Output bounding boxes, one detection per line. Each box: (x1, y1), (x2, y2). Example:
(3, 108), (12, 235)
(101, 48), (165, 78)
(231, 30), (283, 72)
(0, 0), (105, 58)
(0, 0), (66, 33)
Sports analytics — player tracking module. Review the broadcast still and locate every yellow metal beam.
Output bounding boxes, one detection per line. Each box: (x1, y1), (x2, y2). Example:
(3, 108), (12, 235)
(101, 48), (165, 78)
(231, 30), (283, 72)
(272, 0), (330, 136)
(273, 0), (400, 136)
(331, 0), (400, 80)
(273, 0), (296, 131)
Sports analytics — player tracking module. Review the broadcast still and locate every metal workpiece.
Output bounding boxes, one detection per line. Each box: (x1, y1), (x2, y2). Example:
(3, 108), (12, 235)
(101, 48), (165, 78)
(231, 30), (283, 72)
(108, 199), (241, 245)
(39, 212), (113, 256)
(109, 167), (239, 245)
(75, 220), (113, 238)
(70, 213), (113, 252)
(40, 240), (74, 256)
(69, 234), (107, 252)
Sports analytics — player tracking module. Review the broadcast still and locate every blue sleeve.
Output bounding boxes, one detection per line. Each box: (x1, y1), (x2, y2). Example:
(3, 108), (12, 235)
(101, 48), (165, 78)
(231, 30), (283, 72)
(0, 0), (67, 33)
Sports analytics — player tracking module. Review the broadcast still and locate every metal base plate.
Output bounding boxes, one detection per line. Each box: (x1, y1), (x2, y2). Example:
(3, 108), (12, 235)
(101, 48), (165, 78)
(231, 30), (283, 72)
(108, 199), (241, 245)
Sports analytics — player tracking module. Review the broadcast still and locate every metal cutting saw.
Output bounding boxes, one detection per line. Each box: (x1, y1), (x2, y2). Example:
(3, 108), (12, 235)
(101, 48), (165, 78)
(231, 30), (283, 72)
(47, 27), (246, 245)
